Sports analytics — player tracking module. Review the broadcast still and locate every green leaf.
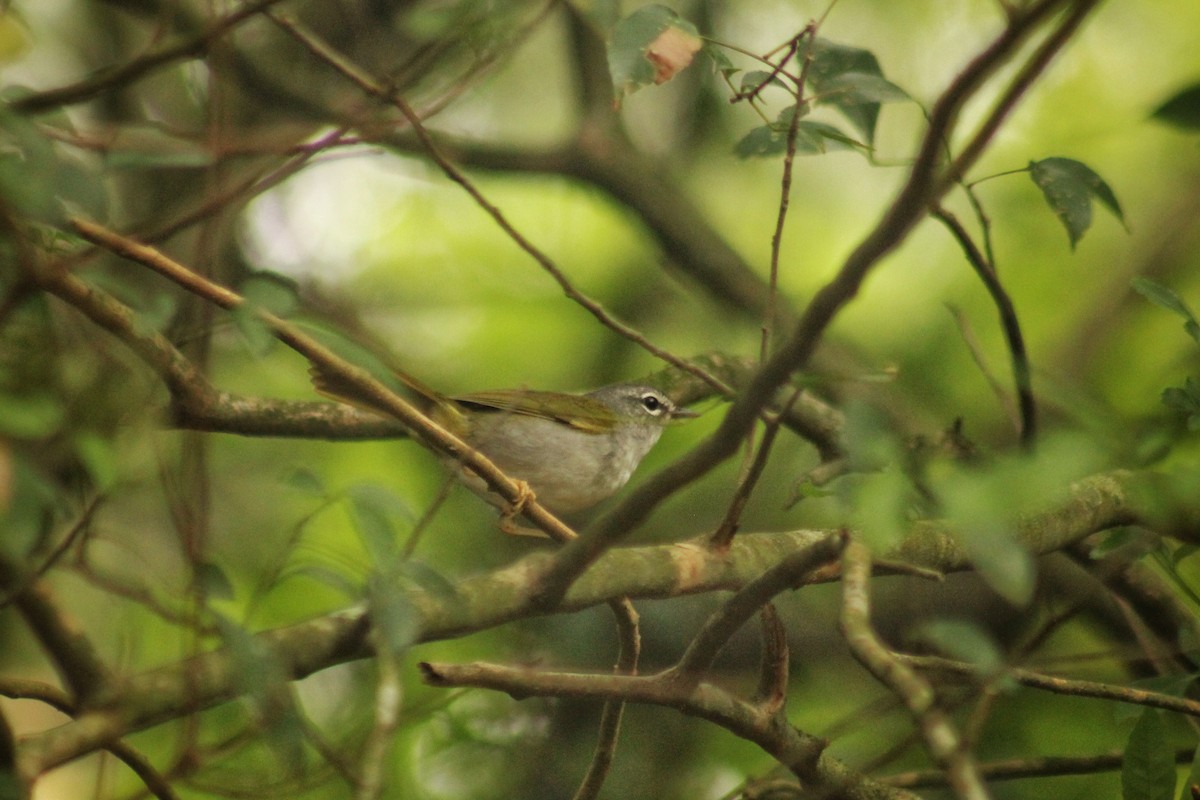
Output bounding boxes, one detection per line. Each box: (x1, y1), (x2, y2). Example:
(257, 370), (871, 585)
(199, 561), (236, 601)
(910, 619), (1006, 681)
(367, 571), (420, 658)
(232, 273), (299, 357)
(0, 393), (64, 438)
(1152, 83), (1200, 130)
(734, 105), (859, 159)
(214, 614), (306, 774)
(1028, 157), (1126, 249)
(738, 69), (787, 95)
(800, 37), (900, 145)
(73, 432), (118, 492)
(703, 44), (737, 78)
(346, 483), (413, 565)
(1122, 709), (1175, 800)
(1162, 378), (1200, 429)
(959, 523), (1036, 606)
(1133, 277), (1199, 330)
(282, 467), (328, 497)
(607, 4), (700, 100)
(817, 71), (909, 105)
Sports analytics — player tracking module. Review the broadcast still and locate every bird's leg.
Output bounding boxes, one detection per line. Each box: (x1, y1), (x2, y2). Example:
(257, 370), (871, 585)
(497, 480), (549, 537)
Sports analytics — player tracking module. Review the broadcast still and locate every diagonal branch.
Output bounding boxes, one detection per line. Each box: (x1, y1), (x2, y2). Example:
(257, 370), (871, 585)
(532, 0), (1099, 607)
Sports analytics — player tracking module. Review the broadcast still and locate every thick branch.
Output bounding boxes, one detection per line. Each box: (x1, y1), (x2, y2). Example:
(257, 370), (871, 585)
(14, 468), (1152, 777)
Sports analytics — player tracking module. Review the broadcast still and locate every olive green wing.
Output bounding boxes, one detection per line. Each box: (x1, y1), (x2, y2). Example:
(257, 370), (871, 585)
(451, 390), (617, 433)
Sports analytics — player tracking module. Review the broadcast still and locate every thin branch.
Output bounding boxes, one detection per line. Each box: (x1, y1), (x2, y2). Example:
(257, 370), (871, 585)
(68, 217), (578, 543)
(0, 554), (111, 706)
(670, 533), (845, 684)
(267, 11), (733, 400)
(885, 748), (1195, 788)
(571, 597), (641, 800)
(753, 604), (789, 713)
(933, 206), (1035, 447)
(902, 653), (1200, 718)
(10, 0), (289, 115)
(417, 661), (920, 800)
(15, 468), (1150, 778)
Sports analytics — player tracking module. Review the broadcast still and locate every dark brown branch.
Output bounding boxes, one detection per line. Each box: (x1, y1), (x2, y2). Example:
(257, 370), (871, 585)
(933, 206), (1036, 447)
(0, 555), (111, 707)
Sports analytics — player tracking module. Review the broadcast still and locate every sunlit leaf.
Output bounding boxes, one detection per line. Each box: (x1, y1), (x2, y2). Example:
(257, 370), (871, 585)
(1152, 83), (1200, 130)
(1029, 157), (1126, 249)
(1121, 709), (1175, 800)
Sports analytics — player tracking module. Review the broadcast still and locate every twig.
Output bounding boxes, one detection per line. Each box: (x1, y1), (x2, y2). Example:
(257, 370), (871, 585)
(885, 748), (1195, 788)
(0, 553), (111, 706)
(15, 469), (1147, 778)
(10, 0), (289, 115)
(710, 387), (807, 549)
(945, 304), (1021, 433)
(933, 206), (1035, 446)
(670, 533), (844, 684)
(901, 653), (1200, 717)
(754, 604), (789, 713)
(69, 217), (578, 544)
(267, 11), (733, 400)
(571, 598), (640, 800)
(839, 538), (989, 800)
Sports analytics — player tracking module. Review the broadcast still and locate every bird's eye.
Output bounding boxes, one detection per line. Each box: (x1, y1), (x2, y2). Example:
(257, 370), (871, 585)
(641, 393), (663, 414)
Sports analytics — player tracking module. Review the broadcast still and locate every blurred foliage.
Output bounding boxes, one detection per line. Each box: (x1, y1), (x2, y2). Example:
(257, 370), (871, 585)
(1, 1), (1200, 799)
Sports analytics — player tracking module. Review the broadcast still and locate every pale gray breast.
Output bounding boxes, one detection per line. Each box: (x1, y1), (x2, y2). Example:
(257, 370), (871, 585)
(461, 413), (665, 513)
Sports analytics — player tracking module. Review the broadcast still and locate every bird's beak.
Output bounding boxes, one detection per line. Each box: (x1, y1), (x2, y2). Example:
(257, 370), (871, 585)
(671, 406), (701, 421)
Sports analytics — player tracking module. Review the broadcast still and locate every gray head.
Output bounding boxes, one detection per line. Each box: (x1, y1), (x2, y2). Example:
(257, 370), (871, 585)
(585, 384), (696, 428)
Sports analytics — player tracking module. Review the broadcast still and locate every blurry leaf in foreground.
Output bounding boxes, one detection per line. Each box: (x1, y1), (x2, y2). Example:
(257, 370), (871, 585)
(215, 614), (306, 774)
(1120, 709), (1174, 800)
(1151, 83), (1200, 130)
(910, 619), (1007, 683)
(1028, 157), (1126, 249)
(1132, 276), (1200, 344)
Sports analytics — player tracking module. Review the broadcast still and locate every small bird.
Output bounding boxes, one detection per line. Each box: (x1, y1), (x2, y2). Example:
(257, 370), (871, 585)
(313, 365), (696, 516)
